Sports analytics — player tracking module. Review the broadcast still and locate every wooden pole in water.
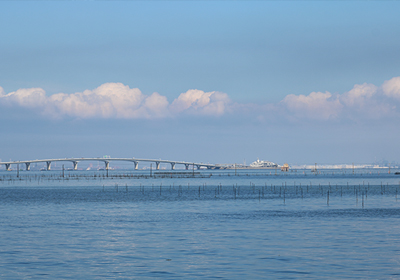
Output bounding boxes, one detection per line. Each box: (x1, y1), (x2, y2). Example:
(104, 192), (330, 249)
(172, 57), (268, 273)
(356, 189), (358, 205)
(283, 189), (285, 204)
(327, 190), (329, 206)
(150, 164), (152, 177)
(362, 191), (364, 208)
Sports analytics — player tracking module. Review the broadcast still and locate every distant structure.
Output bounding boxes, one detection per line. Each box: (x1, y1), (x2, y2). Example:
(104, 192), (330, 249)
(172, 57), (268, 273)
(0, 157), (219, 171)
(281, 163), (290, 172)
(221, 159), (282, 170)
(249, 159), (278, 168)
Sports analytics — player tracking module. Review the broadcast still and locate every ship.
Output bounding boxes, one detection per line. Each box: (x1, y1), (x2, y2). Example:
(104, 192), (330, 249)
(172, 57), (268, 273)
(249, 159), (278, 168)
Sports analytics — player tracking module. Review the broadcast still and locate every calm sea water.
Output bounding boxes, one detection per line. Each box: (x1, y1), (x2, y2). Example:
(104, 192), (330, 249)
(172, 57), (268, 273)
(1, 168), (400, 279)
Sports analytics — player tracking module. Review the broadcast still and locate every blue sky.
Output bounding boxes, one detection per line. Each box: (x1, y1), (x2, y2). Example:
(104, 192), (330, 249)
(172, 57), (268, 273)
(1, 1), (400, 165)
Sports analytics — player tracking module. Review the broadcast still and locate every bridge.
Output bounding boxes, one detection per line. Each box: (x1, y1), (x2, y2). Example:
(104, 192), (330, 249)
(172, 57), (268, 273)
(0, 157), (221, 171)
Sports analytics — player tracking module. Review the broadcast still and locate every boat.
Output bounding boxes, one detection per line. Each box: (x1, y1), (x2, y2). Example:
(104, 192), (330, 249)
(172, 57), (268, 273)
(249, 159), (278, 168)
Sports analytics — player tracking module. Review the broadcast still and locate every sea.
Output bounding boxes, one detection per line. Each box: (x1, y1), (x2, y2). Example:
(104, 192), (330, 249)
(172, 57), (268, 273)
(1, 168), (400, 279)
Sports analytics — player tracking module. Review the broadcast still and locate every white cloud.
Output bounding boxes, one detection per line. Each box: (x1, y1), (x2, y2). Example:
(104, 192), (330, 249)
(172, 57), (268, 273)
(381, 76), (400, 100)
(48, 83), (156, 119)
(0, 84), (230, 119)
(340, 83), (377, 107)
(0, 83), (170, 119)
(1, 76), (400, 121)
(282, 91), (343, 120)
(339, 82), (394, 119)
(169, 89), (231, 116)
(280, 78), (400, 121)
(1, 87), (47, 108)
(140, 92), (170, 118)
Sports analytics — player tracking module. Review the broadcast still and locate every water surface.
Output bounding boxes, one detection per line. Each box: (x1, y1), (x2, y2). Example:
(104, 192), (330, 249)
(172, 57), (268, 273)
(1, 169), (399, 279)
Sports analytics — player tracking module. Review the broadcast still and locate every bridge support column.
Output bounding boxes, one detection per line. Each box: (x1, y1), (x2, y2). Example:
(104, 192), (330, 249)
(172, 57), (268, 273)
(134, 161), (138, 170)
(46, 161), (51, 171)
(155, 161), (160, 170)
(25, 163), (30, 171)
(171, 163), (175, 170)
(196, 165), (201, 170)
(5, 164), (10, 171)
(105, 161), (109, 170)
(185, 164), (189, 170)
(73, 161), (78, 170)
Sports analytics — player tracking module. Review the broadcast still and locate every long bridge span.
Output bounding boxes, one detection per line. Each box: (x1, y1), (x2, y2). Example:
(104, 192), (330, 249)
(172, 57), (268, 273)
(0, 157), (222, 171)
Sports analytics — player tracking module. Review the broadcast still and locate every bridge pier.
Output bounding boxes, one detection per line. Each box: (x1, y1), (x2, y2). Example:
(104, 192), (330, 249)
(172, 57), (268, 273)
(196, 165), (201, 170)
(46, 161), (51, 171)
(25, 163), (30, 171)
(171, 163), (175, 170)
(105, 161), (109, 170)
(72, 161), (78, 170)
(5, 164), (10, 171)
(185, 164), (189, 170)
(134, 161), (138, 170)
(155, 161), (160, 170)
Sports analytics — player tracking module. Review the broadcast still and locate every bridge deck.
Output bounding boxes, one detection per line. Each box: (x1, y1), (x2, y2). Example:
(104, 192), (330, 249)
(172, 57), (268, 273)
(0, 157), (221, 170)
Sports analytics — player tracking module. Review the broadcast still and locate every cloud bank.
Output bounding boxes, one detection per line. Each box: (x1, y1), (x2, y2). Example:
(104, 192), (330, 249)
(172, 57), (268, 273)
(0, 83), (229, 119)
(1, 76), (400, 121)
(280, 76), (400, 121)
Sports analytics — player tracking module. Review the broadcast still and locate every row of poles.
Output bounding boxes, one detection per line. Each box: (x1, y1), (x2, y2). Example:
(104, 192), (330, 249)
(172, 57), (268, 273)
(97, 181), (400, 206)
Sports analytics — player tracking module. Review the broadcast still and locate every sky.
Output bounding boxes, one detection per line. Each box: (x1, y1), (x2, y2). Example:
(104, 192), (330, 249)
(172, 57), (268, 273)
(1, 1), (400, 166)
